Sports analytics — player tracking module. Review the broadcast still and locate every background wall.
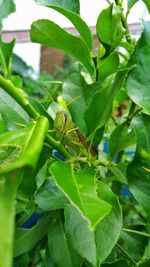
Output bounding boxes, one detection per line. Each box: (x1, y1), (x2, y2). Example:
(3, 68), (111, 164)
(2, 0), (150, 72)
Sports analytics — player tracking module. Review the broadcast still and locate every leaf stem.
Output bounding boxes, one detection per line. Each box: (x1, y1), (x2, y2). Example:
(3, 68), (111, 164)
(117, 243), (137, 265)
(46, 134), (72, 160)
(122, 228), (150, 238)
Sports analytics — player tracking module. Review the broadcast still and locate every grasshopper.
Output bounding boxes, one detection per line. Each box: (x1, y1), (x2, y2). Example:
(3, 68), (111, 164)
(54, 110), (81, 150)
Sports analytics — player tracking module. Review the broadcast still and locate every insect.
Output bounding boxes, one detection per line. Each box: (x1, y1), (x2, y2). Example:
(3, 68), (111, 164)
(54, 110), (81, 150)
(39, 82), (93, 154)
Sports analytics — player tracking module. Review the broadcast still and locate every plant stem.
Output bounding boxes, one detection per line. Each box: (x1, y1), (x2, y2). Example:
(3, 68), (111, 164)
(117, 243), (137, 265)
(122, 228), (150, 238)
(0, 75), (39, 119)
(114, 0), (132, 44)
(0, 75), (72, 160)
(46, 134), (72, 160)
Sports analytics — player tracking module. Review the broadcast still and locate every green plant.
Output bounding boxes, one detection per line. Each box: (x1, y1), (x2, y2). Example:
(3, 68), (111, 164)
(1, 0), (150, 266)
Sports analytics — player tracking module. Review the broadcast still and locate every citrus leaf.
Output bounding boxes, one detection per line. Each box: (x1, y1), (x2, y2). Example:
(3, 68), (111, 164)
(109, 121), (136, 158)
(127, 114), (150, 217)
(96, 4), (125, 53)
(85, 69), (127, 137)
(0, 116), (49, 174)
(14, 215), (50, 257)
(0, 38), (15, 77)
(0, 0), (15, 31)
(65, 182), (122, 266)
(30, 19), (94, 76)
(126, 21), (150, 115)
(48, 211), (82, 267)
(50, 161), (112, 228)
(34, 0), (92, 50)
(35, 0), (80, 13)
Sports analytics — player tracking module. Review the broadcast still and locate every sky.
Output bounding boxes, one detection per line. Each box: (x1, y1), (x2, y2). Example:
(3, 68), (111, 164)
(3, 0), (150, 31)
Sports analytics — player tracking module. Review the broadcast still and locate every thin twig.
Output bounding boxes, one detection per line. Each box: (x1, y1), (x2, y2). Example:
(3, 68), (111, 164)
(117, 243), (137, 265)
(122, 228), (150, 238)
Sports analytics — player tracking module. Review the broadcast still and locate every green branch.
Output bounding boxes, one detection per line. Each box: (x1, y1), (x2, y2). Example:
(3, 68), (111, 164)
(46, 134), (72, 160)
(0, 75), (39, 119)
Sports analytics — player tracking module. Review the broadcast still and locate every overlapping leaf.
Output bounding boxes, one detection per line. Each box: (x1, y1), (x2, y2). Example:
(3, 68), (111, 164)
(14, 215), (50, 257)
(50, 161), (111, 228)
(65, 182), (122, 266)
(63, 63), (101, 136)
(48, 211), (82, 267)
(85, 69), (127, 137)
(109, 121), (136, 158)
(127, 114), (150, 217)
(0, 116), (49, 174)
(34, 0), (92, 50)
(126, 21), (150, 115)
(30, 20), (94, 76)
(96, 4), (125, 53)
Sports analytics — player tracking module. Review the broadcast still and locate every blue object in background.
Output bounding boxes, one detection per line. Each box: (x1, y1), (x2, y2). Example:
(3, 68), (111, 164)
(103, 139), (132, 197)
(122, 185), (131, 197)
(21, 212), (44, 228)
(52, 149), (66, 161)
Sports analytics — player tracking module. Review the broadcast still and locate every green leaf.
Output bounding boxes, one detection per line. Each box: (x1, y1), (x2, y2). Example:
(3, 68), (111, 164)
(98, 52), (119, 82)
(96, 4), (125, 53)
(30, 19), (94, 77)
(138, 240), (150, 265)
(142, 0), (150, 13)
(109, 165), (128, 184)
(35, 177), (68, 211)
(126, 21), (150, 115)
(85, 69), (127, 138)
(35, 0), (80, 13)
(127, 114), (150, 217)
(14, 215), (50, 257)
(120, 230), (145, 261)
(128, 0), (138, 11)
(0, 113), (6, 134)
(95, 181), (122, 265)
(0, 0), (16, 31)
(0, 116), (49, 174)
(65, 204), (97, 266)
(12, 54), (33, 77)
(50, 161), (112, 228)
(109, 121), (136, 158)
(63, 63), (87, 135)
(65, 182), (122, 266)
(0, 170), (21, 267)
(0, 88), (29, 130)
(0, 39), (15, 78)
(34, 0), (92, 50)
(48, 211), (82, 267)
(0, 116), (48, 267)
(63, 63), (103, 136)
